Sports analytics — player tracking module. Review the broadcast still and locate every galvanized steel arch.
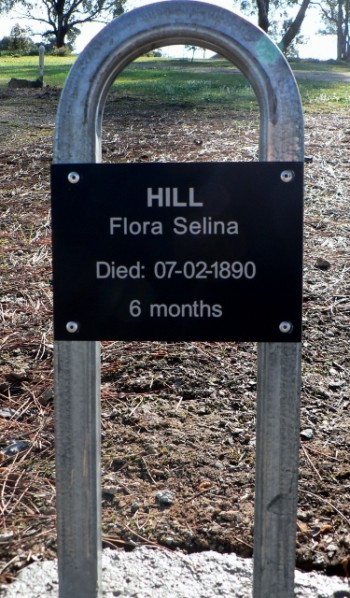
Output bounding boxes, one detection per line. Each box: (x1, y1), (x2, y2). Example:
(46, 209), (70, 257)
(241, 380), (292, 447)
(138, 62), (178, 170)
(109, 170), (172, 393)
(53, 5), (304, 596)
(53, 0), (303, 164)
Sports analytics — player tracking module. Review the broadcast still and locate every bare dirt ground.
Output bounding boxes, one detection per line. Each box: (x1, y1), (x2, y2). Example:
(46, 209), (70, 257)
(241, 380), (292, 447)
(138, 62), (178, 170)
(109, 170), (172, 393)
(0, 84), (349, 585)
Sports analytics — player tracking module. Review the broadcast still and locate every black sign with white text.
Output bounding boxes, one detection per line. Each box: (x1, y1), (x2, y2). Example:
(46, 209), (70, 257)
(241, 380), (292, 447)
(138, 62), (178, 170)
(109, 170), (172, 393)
(51, 162), (303, 341)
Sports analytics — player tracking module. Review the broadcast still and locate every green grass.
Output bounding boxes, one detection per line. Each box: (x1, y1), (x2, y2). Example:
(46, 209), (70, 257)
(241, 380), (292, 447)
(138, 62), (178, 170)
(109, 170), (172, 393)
(299, 80), (350, 110)
(288, 58), (350, 72)
(112, 62), (256, 109)
(113, 58), (350, 112)
(0, 55), (349, 112)
(0, 55), (76, 86)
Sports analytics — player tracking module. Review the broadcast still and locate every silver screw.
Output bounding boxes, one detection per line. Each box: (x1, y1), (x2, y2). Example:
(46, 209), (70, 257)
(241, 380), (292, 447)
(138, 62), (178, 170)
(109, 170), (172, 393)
(67, 171), (80, 184)
(280, 170), (294, 183)
(279, 321), (293, 334)
(66, 321), (79, 333)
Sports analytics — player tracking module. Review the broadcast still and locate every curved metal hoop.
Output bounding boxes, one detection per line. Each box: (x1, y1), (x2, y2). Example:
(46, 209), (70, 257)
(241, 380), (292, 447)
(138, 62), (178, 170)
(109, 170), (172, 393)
(53, 4), (304, 597)
(54, 0), (303, 164)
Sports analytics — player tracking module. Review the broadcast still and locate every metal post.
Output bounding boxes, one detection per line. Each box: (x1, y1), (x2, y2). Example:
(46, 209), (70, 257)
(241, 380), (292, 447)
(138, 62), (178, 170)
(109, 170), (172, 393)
(53, 35), (102, 595)
(255, 46), (303, 598)
(38, 45), (45, 82)
(54, 342), (101, 598)
(254, 343), (301, 597)
(52, 2), (303, 597)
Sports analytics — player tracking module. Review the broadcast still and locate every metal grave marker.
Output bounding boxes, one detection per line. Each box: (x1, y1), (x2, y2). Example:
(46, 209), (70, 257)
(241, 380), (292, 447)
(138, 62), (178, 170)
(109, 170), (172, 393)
(51, 161), (303, 342)
(51, 2), (304, 597)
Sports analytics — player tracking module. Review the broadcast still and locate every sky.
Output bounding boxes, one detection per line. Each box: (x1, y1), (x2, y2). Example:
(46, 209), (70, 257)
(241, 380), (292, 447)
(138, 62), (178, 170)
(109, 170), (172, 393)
(0, 0), (337, 60)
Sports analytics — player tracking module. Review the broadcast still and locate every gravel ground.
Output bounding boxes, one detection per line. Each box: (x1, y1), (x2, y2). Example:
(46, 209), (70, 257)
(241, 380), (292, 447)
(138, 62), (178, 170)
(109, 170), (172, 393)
(2, 547), (350, 598)
(1, 71), (350, 589)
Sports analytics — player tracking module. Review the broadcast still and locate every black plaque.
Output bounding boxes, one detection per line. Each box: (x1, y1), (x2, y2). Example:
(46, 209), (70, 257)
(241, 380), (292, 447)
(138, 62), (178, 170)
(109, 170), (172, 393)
(51, 162), (303, 341)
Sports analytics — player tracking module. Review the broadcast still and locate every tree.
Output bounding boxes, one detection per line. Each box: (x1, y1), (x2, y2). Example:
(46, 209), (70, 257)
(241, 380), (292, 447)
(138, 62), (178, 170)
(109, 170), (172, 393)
(238, 0), (312, 54)
(13, 0), (127, 49)
(185, 45), (198, 61)
(256, 0), (270, 31)
(0, 0), (16, 12)
(278, 0), (311, 52)
(318, 0), (350, 61)
(1, 23), (37, 53)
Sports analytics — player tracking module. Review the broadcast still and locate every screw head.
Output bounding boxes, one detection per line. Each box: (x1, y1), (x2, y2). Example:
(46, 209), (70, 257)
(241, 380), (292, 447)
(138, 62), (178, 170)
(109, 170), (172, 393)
(66, 321), (79, 333)
(280, 170), (295, 183)
(279, 321), (293, 334)
(67, 171), (80, 184)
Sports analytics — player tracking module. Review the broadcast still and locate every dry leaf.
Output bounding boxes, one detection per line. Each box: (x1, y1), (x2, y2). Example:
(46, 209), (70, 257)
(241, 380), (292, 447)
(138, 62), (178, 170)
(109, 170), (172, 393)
(198, 480), (212, 491)
(319, 524), (333, 535)
(297, 521), (309, 533)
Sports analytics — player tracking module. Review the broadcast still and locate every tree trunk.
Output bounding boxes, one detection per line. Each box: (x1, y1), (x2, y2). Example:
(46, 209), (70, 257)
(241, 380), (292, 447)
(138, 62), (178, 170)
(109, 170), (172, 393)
(256, 0), (270, 32)
(337, 0), (344, 59)
(54, 0), (68, 47)
(345, 0), (350, 59)
(56, 29), (67, 47)
(338, 0), (350, 60)
(279, 0), (312, 53)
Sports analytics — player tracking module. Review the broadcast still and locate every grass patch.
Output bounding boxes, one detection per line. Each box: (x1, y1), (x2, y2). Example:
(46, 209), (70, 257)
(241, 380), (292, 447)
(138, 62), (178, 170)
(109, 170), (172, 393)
(0, 55), (76, 86)
(0, 56), (348, 112)
(108, 60), (350, 112)
(288, 58), (350, 72)
(112, 63), (256, 109)
(298, 79), (350, 111)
